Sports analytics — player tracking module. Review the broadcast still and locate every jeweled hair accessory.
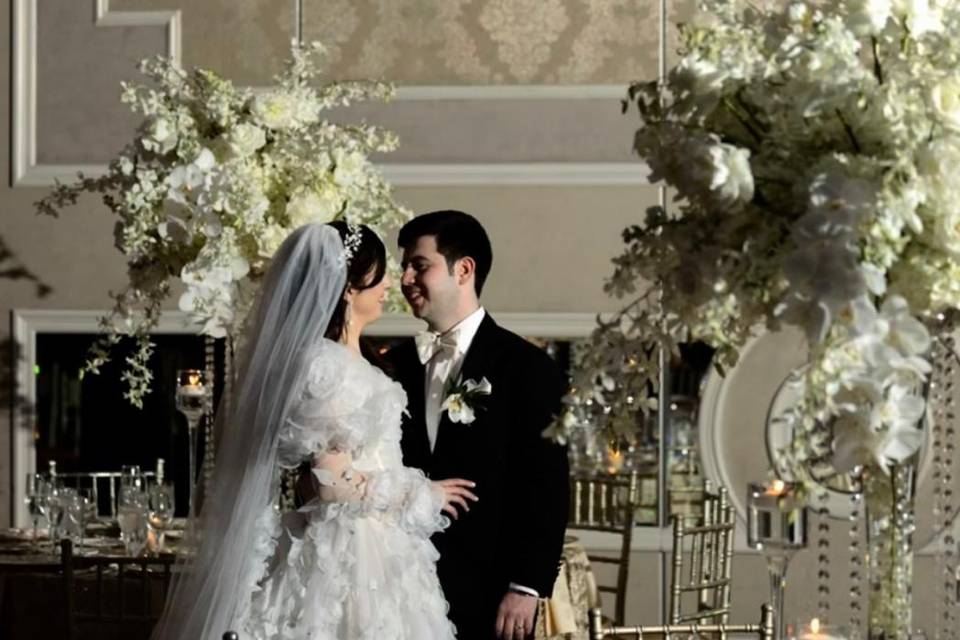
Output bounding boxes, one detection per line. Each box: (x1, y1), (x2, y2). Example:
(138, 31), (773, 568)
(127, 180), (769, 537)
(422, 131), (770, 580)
(343, 223), (363, 266)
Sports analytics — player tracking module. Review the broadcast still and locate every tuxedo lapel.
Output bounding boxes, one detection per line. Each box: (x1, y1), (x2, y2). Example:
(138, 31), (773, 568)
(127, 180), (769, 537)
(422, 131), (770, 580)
(431, 314), (503, 462)
(395, 340), (432, 470)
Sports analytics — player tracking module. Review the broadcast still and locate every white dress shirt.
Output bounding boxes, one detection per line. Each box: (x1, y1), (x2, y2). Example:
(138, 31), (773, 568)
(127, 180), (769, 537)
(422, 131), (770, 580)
(421, 306), (540, 599)
(424, 306), (486, 452)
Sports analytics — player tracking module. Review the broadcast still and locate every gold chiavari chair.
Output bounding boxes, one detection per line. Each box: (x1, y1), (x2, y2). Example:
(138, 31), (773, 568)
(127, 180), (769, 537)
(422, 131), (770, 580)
(669, 485), (735, 625)
(567, 471), (639, 625)
(588, 603), (774, 640)
(61, 539), (175, 640)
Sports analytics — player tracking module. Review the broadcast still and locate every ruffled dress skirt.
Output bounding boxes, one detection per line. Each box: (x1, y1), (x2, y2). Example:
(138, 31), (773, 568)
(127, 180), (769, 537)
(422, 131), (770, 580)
(239, 502), (457, 640)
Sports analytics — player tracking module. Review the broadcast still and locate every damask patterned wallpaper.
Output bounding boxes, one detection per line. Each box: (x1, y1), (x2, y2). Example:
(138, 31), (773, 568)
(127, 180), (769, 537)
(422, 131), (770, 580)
(303, 0), (660, 85)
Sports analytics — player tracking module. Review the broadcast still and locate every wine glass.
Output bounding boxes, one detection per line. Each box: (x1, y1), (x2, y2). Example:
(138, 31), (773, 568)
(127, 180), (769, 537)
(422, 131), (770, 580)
(24, 473), (47, 551)
(118, 488), (148, 556)
(60, 488), (83, 548)
(148, 482), (176, 552)
(44, 478), (66, 554)
(64, 488), (93, 551)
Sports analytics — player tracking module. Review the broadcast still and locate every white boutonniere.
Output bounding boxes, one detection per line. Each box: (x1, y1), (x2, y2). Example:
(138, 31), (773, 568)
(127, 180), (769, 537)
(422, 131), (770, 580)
(441, 376), (492, 424)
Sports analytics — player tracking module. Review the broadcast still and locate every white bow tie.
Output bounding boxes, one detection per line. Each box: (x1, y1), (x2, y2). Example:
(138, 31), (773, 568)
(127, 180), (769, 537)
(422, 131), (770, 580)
(415, 330), (459, 365)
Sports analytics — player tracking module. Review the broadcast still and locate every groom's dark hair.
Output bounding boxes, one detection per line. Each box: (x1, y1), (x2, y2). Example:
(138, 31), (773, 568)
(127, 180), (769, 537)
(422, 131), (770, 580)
(398, 210), (493, 296)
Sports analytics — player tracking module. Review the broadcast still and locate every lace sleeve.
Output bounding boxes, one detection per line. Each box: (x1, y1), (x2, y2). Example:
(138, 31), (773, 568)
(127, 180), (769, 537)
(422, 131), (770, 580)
(305, 450), (448, 537)
(277, 340), (375, 468)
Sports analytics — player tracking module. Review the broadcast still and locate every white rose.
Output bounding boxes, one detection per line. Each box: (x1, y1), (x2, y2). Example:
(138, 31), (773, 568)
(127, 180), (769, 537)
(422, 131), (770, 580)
(285, 188), (343, 227)
(929, 78), (960, 132)
(916, 136), (960, 185)
(225, 123), (266, 158)
(692, 142), (754, 206)
(931, 208), (960, 259)
(893, 0), (943, 36)
(141, 115), (178, 154)
(787, 3), (811, 26)
(846, 0), (892, 35)
(332, 149), (367, 188)
(251, 92), (299, 130)
(258, 225), (289, 258)
(293, 96), (321, 127)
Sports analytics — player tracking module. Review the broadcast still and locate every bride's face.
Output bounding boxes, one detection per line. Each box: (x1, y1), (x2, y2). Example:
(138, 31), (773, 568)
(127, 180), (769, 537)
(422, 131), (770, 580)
(349, 266), (390, 329)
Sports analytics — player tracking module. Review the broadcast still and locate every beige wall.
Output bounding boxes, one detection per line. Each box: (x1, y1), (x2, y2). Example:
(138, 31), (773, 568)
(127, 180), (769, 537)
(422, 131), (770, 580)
(0, 0), (945, 635)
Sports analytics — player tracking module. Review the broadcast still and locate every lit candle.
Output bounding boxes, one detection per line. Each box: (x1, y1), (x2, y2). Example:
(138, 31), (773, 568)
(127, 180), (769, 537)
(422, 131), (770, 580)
(796, 618), (846, 640)
(606, 447), (624, 475)
(746, 481), (806, 550)
(765, 479), (787, 496)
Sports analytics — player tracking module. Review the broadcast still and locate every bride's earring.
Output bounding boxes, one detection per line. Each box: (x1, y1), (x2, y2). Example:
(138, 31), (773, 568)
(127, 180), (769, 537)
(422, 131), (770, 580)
(345, 300), (354, 329)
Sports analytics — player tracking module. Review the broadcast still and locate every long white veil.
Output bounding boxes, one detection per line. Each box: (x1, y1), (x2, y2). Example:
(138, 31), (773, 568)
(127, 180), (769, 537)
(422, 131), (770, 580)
(152, 223), (348, 639)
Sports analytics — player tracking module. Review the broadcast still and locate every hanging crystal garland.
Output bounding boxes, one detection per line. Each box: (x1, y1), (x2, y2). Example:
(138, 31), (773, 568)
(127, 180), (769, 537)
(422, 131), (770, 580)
(931, 324), (959, 640)
(817, 490), (831, 622)
(849, 489), (863, 640)
(202, 335), (217, 497)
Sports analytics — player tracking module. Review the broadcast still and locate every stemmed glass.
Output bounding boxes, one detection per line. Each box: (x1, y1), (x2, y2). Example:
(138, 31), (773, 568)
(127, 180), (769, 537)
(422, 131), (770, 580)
(64, 488), (93, 552)
(44, 477), (66, 554)
(118, 488), (148, 556)
(747, 481), (807, 640)
(24, 473), (47, 551)
(147, 482), (176, 552)
(176, 369), (210, 518)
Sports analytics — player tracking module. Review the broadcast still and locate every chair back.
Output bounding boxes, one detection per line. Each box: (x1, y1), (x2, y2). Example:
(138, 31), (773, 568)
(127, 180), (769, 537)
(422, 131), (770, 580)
(669, 485), (734, 625)
(567, 471), (638, 625)
(588, 603), (774, 640)
(58, 471), (157, 519)
(60, 538), (175, 640)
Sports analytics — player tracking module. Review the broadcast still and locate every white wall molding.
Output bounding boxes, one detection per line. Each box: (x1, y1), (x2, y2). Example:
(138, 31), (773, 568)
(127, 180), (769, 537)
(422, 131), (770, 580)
(395, 85), (625, 101)
(12, 160), (648, 188)
(381, 163), (647, 187)
(12, 0), (181, 187)
(12, 0), (641, 189)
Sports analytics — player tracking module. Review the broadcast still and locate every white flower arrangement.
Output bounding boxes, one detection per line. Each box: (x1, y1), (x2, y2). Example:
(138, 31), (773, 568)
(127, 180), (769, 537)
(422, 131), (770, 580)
(555, 0), (960, 489)
(441, 377), (492, 425)
(37, 42), (411, 407)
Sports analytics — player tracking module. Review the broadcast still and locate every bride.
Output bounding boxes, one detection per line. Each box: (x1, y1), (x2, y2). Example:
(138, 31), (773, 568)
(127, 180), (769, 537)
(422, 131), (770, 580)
(152, 222), (476, 640)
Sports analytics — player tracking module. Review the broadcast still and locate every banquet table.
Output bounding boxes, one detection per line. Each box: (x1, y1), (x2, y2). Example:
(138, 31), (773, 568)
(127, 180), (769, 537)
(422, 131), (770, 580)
(0, 528), (598, 640)
(535, 536), (600, 640)
(0, 527), (176, 640)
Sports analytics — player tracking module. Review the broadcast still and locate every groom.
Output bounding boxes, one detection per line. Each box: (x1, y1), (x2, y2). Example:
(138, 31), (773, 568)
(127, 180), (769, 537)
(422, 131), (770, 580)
(388, 210), (570, 640)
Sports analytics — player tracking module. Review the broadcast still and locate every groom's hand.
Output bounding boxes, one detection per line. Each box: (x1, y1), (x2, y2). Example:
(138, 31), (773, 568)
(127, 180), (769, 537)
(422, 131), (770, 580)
(432, 478), (478, 519)
(495, 591), (537, 640)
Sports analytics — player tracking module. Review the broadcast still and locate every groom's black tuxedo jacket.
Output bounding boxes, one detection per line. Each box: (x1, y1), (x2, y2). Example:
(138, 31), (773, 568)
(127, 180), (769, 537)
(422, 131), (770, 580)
(388, 314), (570, 638)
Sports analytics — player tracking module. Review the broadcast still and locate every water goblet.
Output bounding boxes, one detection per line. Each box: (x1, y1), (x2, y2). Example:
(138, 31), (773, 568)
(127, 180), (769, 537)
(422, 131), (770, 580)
(44, 479), (66, 554)
(118, 490), (148, 556)
(24, 473), (47, 551)
(148, 482), (176, 552)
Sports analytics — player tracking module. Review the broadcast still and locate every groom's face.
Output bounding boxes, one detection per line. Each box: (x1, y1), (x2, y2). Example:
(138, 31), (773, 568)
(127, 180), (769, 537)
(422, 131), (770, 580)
(400, 235), (460, 322)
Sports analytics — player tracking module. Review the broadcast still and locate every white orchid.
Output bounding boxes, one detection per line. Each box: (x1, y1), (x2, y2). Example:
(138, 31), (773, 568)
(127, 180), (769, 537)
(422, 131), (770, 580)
(441, 377), (492, 425)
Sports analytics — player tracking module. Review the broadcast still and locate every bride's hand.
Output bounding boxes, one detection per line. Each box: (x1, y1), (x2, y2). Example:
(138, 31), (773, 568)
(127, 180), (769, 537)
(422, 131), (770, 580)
(432, 478), (478, 519)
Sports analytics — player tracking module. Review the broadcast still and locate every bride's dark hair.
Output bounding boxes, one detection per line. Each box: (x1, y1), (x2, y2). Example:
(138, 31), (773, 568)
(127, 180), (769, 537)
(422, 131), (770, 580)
(324, 220), (387, 343)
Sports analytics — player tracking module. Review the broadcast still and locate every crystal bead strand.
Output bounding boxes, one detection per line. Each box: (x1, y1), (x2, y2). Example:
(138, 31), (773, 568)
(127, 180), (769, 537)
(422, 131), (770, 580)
(848, 490), (863, 640)
(942, 333), (957, 640)
(202, 335), (217, 497)
(817, 490), (831, 622)
(932, 328), (958, 640)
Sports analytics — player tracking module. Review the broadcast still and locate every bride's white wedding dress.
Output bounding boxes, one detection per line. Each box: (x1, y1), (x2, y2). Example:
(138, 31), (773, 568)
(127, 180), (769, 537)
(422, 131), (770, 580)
(235, 339), (457, 640)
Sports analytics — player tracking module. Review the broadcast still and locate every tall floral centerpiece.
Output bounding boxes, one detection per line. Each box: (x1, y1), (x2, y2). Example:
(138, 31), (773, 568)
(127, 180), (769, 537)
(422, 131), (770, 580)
(37, 43), (411, 407)
(552, 2), (960, 638)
